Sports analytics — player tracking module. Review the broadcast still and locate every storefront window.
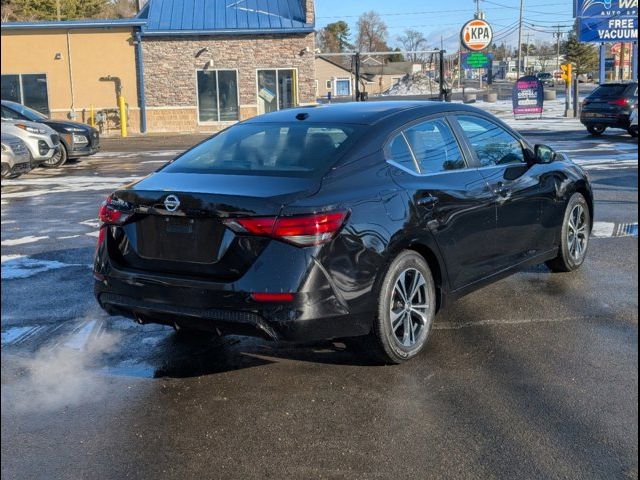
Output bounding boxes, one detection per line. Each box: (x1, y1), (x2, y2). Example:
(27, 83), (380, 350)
(197, 70), (239, 123)
(257, 69), (298, 115)
(0, 74), (50, 115)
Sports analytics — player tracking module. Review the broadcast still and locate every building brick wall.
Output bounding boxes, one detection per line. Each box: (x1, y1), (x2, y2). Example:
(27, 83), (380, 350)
(304, 0), (315, 24)
(141, 33), (316, 131)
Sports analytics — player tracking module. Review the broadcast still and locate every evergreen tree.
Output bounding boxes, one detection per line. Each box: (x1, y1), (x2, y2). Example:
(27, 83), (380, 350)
(563, 34), (599, 75)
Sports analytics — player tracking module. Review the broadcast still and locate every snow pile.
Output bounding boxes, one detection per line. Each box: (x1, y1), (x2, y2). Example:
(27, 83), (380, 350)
(385, 72), (440, 96)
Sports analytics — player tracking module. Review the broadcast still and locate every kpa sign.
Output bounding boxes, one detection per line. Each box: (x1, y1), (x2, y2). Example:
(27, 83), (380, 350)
(460, 19), (493, 52)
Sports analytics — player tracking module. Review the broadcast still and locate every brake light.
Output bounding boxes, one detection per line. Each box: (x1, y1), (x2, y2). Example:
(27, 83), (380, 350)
(608, 98), (630, 106)
(98, 196), (131, 225)
(223, 211), (349, 247)
(251, 293), (294, 303)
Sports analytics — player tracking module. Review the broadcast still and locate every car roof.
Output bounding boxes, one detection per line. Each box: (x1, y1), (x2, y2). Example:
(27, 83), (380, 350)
(245, 101), (487, 126)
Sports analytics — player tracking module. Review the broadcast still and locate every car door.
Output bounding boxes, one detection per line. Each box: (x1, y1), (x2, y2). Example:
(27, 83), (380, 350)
(387, 115), (498, 291)
(452, 114), (556, 269)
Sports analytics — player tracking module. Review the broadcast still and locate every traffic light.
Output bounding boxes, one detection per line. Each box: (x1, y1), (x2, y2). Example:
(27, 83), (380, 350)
(560, 64), (572, 85)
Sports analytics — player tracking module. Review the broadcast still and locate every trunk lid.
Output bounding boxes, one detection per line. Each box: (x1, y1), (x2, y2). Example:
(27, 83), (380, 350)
(107, 173), (320, 279)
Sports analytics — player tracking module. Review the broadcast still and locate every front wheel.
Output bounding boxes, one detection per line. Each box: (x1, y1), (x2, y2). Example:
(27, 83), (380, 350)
(546, 193), (591, 273)
(587, 125), (606, 136)
(42, 143), (68, 168)
(366, 251), (437, 364)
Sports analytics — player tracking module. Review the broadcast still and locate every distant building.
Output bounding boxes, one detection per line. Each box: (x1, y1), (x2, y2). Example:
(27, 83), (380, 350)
(1, 0), (316, 133)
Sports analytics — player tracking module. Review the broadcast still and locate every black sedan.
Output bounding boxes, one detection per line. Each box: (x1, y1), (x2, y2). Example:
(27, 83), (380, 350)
(1, 100), (100, 168)
(580, 82), (638, 136)
(94, 102), (593, 364)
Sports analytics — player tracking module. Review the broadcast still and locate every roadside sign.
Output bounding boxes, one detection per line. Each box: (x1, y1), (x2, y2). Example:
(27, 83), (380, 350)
(513, 76), (544, 115)
(460, 19), (493, 52)
(574, 0), (638, 19)
(578, 16), (638, 43)
(462, 52), (492, 69)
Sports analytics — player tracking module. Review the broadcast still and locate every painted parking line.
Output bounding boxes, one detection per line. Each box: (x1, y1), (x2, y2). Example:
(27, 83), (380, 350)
(592, 222), (638, 238)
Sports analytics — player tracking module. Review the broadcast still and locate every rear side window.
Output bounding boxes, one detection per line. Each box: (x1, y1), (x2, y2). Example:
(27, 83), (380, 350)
(456, 116), (525, 167)
(163, 123), (362, 178)
(404, 118), (466, 174)
(387, 133), (416, 171)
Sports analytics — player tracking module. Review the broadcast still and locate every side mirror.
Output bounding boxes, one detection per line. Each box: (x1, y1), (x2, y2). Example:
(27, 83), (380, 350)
(534, 144), (556, 164)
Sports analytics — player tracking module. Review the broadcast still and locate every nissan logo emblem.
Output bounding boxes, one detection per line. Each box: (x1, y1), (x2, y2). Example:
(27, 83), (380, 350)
(164, 195), (181, 212)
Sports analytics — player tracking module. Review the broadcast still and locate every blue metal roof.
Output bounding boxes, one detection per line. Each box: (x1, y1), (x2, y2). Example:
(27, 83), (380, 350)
(138, 0), (314, 36)
(1, 18), (146, 30)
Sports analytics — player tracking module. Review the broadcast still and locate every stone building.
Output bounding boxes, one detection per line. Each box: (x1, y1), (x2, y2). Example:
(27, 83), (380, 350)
(1, 0), (316, 134)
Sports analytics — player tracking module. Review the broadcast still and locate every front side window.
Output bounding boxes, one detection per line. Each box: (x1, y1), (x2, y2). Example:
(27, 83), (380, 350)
(403, 118), (466, 174)
(162, 123), (362, 178)
(1, 74), (49, 115)
(456, 116), (525, 167)
(197, 70), (239, 123)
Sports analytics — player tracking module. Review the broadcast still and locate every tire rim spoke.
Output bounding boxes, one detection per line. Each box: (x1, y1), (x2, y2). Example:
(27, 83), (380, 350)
(568, 204), (588, 262)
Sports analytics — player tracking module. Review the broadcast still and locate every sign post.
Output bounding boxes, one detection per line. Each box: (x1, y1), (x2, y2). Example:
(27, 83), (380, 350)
(460, 18), (493, 94)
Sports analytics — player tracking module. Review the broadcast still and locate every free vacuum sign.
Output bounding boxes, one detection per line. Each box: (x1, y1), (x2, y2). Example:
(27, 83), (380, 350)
(574, 0), (638, 42)
(579, 16), (638, 42)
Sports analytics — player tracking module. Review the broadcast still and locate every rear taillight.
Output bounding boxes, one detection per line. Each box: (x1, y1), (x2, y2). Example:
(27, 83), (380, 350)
(223, 211), (349, 247)
(608, 98), (630, 107)
(98, 196), (132, 225)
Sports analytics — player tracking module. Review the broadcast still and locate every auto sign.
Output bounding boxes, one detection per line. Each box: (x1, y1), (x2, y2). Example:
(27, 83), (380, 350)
(461, 19), (493, 52)
(512, 76), (545, 115)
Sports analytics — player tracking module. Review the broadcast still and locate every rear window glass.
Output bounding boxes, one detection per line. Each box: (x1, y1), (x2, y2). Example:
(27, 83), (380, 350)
(589, 84), (630, 99)
(163, 123), (362, 178)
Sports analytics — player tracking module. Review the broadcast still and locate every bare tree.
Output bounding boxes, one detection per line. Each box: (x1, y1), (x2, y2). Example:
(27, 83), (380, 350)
(398, 29), (427, 62)
(356, 11), (389, 53)
(536, 42), (556, 73)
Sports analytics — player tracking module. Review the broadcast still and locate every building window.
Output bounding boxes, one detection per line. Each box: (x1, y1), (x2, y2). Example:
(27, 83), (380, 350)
(197, 70), (239, 123)
(326, 80), (332, 89)
(1, 73), (50, 115)
(257, 69), (298, 115)
(335, 78), (351, 96)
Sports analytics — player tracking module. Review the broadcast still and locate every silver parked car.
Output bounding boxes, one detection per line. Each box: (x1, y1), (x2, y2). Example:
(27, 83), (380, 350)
(1, 133), (32, 179)
(0, 119), (60, 167)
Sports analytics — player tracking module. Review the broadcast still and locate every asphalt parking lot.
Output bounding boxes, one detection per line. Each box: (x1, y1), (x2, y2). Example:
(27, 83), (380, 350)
(1, 124), (638, 479)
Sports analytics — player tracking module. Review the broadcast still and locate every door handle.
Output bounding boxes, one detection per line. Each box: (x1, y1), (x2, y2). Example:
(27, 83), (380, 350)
(417, 195), (439, 208)
(494, 186), (511, 198)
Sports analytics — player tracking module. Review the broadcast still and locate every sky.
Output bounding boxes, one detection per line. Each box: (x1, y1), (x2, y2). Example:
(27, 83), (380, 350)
(314, 0), (576, 52)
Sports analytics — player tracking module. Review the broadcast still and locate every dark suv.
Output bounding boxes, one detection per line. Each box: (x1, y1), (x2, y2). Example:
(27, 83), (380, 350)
(1, 100), (100, 168)
(580, 82), (638, 136)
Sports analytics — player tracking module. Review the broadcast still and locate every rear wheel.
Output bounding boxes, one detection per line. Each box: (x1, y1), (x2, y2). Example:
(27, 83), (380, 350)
(546, 193), (591, 273)
(587, 125), (606, 136)
(366, 251), (436, 364)
(42, 143), (67, 168)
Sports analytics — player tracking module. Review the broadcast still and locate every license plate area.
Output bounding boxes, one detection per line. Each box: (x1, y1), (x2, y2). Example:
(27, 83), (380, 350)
(135, 215), (224, 264)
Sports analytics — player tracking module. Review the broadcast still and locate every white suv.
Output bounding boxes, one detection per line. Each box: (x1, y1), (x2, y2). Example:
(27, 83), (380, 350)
(0, 119), (60, 167)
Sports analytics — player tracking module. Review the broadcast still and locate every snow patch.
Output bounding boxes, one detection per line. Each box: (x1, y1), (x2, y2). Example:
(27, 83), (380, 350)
(1, 235), (49, 246)
(1, 255), (86, 280)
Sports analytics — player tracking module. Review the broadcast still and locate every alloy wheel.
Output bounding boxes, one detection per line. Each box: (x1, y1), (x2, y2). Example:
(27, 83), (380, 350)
(567, 204), (588, 262)
(390, 268), (430, 348)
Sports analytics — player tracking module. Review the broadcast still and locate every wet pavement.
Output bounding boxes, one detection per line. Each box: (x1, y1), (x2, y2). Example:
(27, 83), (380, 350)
(1, 125), (638, 480)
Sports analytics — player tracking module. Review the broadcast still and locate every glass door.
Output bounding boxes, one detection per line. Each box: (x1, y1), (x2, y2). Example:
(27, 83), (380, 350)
(258, 69), (298, 114)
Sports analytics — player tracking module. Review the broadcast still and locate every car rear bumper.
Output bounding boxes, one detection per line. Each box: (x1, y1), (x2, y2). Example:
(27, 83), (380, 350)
(94, 250), (373, 342)
(581, 112), (630, 128)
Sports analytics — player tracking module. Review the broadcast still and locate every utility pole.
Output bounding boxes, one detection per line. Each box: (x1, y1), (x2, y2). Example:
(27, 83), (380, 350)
(516, 0), (525, 76)
(524, 32), (532, 74)
(56, 0), (61, 20)
(553, 26), (564, 74)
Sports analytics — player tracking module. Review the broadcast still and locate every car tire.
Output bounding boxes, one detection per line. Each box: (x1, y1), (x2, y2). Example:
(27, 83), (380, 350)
(629, 127), (638, 138)
(546, 193), (591, 273)
(365, 250), (437, 364)
(42, 143), (68, 168)
(587, 125), (606, 136)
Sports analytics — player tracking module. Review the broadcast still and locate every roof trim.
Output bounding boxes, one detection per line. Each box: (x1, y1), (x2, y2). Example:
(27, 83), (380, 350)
(140, 27), (314, 37)
(1, 18), (146, 30)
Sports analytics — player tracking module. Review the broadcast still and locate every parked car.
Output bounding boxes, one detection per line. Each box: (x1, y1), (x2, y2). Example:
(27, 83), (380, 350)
(536, 72), (555, 87)
(580, 82), (638, 135)
(630, 107), (638, 137)
(0, 119), (60, 167)
(94, 102), (593, 364)
(1, 100), (100, 168)
(1, 133), (32, 179)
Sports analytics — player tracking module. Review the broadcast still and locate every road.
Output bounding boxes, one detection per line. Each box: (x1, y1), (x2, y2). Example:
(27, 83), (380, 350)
(1, 122), (638, 479)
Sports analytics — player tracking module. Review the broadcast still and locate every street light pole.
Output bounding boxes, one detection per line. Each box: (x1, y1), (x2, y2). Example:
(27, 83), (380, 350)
(516, 0), (525, 76)
(554, 26), (563, 74)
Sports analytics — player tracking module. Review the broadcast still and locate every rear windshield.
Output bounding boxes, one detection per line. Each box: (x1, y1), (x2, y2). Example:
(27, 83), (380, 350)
(162, 123), (363, 178)
(589, 84), (632, 99)
(537, 73), (552, 78)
